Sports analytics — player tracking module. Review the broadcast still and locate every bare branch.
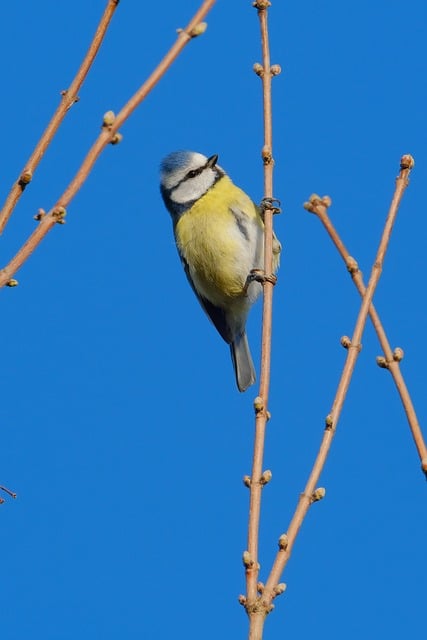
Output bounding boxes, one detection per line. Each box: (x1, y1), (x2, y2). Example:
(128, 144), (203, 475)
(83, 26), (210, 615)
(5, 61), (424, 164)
(246, 1), (281, 637)
(306, 188), (427, 478)
(0, 0), (216, 288)
(260, 154), (415, 607)
(0, 0), (120, 235)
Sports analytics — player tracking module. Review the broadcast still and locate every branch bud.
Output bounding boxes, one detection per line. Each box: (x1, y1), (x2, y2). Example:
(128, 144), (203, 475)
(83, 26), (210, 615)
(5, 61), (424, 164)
(19, 170), (32, 185)
(238, 594), (247, 606)
(325, 414), (334, 429)
(376, 356), (388, 369)
(340, 336), (351, 349)
(102, 110), (116, 127)
(6, 279), (18, 287)
(257, 582), (265, 593)
(253, 63), (264, 76)
(33, 208), (46, 221)
(187, 22), (207, 37)
(278, 533), (289, 550)
(393, 347), (404, 362)
(346, 256), (359, 274)
(273, 583), (287, 597)
(242, 551), (254, 568)
(260, 470), (272, 485)
(400, 154), (415, 170)
(110, 132), (123, 145)
(270, 64), (281, 76)
(311, 487), (326, 502)
(243, 475), (251, 488)
(253, 396), (264, 412)
(52, 206), (67, 224)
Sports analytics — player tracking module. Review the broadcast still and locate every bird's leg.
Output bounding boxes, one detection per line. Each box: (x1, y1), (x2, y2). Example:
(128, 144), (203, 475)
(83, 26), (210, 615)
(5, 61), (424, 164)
(243, 269), (277, 295)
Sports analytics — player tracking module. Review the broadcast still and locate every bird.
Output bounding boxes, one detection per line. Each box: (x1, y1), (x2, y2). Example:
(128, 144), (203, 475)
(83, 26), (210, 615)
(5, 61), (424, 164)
(160, 150), (281, 392)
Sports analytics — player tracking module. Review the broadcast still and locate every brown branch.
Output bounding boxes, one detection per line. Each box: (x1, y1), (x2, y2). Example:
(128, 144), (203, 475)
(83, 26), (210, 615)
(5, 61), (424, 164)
(0, 0), (216, 288)
(308, 192), (427, 478)
(245, 2), (281, 638)
(258, 154), (415, 609)
(0, 0), (120, 236)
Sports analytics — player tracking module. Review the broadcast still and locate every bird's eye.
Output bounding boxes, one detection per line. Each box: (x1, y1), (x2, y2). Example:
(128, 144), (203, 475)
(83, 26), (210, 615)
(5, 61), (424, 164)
(187, 169), (199, 179)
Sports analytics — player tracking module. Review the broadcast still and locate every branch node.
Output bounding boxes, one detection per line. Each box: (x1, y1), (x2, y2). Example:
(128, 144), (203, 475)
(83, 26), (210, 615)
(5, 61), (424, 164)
(261, 146), (273, 165)
(252, 0), (271, 9)
(253, 62), (264, 77)
(260, 469), (272, 485)
(346, 256), (359, 274)
(52, 206), (67, 224)
(270, 64), (281, 76)
(303, 193), (332, 213)
(393, 347), (404, 362)
(33, 208), (46, 221)
(376, 355), (389, 369)
(311, 487), (326, 503)
(178, 22), (208, 38)
(325, 414), (334, 429)
(253, 396), (264, 413)
(110, 132), (123, 145)
(242, 550), (255, 568)
(19, 170), (32, 187)
(400, 154), (415, 170)
(340, 335), (351, 349)
(278, 533), (289, 550)
(6, 279), (18, 287)
(243, 475), (252, 488)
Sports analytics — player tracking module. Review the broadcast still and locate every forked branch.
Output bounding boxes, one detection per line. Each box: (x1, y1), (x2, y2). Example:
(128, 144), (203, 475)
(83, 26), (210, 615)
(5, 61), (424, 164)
(307, 191), (427, 477)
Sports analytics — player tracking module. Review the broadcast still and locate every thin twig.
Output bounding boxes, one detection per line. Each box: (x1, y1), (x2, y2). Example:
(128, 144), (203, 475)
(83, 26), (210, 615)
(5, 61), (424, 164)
(245, 1), (280, 637)
(0, 0), (120, 235)
(259, 154), (415, 608)
(0, 0), (216, 288)
(308, 195), (427, 477)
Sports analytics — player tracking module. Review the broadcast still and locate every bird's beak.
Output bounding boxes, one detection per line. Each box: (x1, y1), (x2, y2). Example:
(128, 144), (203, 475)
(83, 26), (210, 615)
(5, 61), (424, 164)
(206, 154), (218, 168)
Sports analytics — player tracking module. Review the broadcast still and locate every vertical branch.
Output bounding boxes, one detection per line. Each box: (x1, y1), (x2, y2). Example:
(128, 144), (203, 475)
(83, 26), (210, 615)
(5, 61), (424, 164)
(0, 0), (120, 235)
(244, 2), (280, 638)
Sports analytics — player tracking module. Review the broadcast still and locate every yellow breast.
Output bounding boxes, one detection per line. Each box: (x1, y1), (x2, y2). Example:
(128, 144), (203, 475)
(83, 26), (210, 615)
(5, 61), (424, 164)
(175, 177), (261, 302)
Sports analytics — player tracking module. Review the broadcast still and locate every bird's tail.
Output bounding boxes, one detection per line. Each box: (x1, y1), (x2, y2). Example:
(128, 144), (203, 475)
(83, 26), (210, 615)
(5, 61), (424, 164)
(230, 332), (256, 392)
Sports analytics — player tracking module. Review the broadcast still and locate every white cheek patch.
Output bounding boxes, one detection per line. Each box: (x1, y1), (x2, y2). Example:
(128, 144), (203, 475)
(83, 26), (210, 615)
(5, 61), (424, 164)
(171, 169), (217, 204)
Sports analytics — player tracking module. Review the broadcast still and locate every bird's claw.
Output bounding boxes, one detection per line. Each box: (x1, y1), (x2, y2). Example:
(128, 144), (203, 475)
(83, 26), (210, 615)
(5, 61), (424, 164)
(260, 197), (282, 215)
(243, 269), (277, 294)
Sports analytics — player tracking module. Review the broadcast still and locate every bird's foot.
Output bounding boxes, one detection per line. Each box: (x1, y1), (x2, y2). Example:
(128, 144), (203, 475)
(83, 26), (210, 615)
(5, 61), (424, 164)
(259, 197), (282, 215)
(243, 269), (277, 294)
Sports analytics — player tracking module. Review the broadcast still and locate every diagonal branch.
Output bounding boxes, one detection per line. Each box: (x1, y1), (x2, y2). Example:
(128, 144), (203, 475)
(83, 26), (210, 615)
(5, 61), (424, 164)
(0, 0), (216, 288)
(307, 195), (427, 478)
(0, 0), (120, 235)
(259, 154), (415, 609)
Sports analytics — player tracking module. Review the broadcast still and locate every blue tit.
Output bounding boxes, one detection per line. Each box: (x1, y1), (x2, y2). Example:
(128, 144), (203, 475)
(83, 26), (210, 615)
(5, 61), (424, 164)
(160, 151), (281, 392)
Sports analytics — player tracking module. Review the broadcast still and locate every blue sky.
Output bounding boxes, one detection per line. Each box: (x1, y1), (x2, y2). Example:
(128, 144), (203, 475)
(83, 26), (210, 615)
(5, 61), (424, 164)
(1, 1), (426, 638)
